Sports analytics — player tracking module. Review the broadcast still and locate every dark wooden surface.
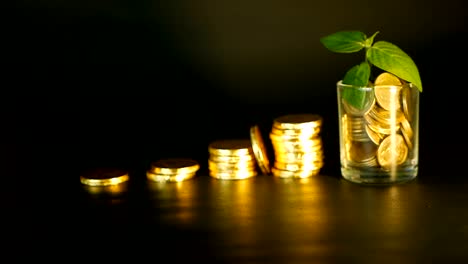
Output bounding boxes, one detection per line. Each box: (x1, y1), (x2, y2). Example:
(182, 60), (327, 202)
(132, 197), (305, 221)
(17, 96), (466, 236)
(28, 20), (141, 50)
(73, 173), (468, 263)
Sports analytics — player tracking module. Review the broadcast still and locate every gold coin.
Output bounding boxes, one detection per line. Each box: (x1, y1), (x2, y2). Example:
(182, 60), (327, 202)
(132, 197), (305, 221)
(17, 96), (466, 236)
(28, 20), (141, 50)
(273, 113), (322, 130)
(400, 118), (414, 150)
(373, 72), (404, 111)
(366, 122), (393, 136)
(341, 113), (349, 139)
(271, 136), (322, 146)
(374, 72), (403, 86)
(208, 159), (256, 171)
(377, 134), (408, 169)
(150, 158), (200, 175)
(270, 126), (321, 137)
(273, 160), (323, 171)
(364, 112), (398, 135)
(272, 143), (323, 154)
(146, 170), (197, 182)
(346, 156), (379, 167)
(82, 183), (128, 195)
(365, 124), (383, 145)
(209, 153), (255, 163)
(273, 151), (323, 162)
(401, 84), (417, 122)
(367, 105), (405, 124)
(269, 130), (318, 141)
(374, 85), (402, 111)
(209, 170), (257, 180)
(208, 139), (253, 156)
(271, 167), (320, 178)
(250, 125), (271, 175)
(348, 141), (378, 163)
(274, 157), (324, 166)
(80, 167), (129, 186)
(400, 118), (413, 138)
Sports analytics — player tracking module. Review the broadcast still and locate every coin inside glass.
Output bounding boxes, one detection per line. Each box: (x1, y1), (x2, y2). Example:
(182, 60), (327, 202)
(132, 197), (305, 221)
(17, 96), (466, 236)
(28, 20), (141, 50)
(374, 72), (403, 86)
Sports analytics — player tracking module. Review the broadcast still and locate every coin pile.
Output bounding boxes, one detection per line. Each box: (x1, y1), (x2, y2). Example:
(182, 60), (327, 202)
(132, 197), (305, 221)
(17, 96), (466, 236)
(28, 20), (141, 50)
(341, 72), (416, 170)
(146, 158), (200, 182)
(269, 114), (324, 178)
(208, 139), (258, 180)
(80, 167), (130, 195)
(80, 167), (130, 186)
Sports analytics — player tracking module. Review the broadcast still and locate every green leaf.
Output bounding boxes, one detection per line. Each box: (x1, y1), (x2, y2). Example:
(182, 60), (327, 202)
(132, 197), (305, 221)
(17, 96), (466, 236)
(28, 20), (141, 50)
(343, 61), (371, 87)
(364, 31), (379, 47)
(342, 62), (371, 110)
(342, 85), (370, 111)
(320, 31), (367, 53)
(367, 41), (423, 91)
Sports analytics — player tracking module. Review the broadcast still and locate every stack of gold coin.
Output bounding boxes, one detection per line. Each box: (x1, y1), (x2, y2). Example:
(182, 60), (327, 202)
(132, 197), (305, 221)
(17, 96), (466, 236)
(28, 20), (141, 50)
(146, 158), (200, 182)
(342, 72), (415, 170)
(208, 139), (258, 180)
(80, 167), (130, 186)
(269, 114), (324, 178)
(80, 167), (130, 195)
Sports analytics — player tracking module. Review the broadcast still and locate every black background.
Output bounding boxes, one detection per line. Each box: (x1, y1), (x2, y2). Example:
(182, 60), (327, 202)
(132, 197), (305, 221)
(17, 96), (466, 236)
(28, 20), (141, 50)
(3, 1), (468, 259)
(3, 1), (467, 203)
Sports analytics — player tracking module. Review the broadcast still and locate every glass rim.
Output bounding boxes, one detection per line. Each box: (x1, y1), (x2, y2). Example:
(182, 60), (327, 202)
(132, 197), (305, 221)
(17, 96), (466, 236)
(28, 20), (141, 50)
(337, 80), (415, 89)
(336, 80), (373, 90)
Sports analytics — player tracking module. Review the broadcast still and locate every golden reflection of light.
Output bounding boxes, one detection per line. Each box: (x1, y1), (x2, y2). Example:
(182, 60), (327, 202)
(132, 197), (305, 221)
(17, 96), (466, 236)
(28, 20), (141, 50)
(361, 184), (410, 234)
(148, 179), (197, 225)
(81, 182), (129, 205)
(209, 177), (256, 242)
(273, 176), (329, 227)
(382, 186), (405, 232)
(276, 177), (312, 185)
(267, 176), (331, 256)
(209, 170), (257, 180)
(338, 182), (415, 259)
(389, 86), (398, 180)
(206, 176), (336, 258)
(82, 182), (128, 195)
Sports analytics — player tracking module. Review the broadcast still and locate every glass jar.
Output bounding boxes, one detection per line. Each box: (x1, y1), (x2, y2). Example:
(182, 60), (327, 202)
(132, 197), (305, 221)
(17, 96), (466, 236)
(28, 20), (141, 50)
(337, 80), (419, 184)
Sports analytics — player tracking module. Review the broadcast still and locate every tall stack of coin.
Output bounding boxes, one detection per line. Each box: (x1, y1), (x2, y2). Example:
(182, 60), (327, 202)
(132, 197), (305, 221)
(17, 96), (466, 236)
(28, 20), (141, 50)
(208, 139), (258, 180)
(269, 114), (324, 178)
(146, 158), (200, 182)
(341, 72), (416, 170)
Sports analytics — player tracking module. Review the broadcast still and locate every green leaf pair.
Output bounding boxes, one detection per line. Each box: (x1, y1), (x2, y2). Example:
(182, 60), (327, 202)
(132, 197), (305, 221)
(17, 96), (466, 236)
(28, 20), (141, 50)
(320, 31), (423, 92)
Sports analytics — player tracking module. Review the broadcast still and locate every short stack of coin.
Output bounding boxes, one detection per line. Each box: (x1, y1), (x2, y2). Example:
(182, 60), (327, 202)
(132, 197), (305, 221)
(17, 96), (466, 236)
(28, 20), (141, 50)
(208, 139), (258, 180)
(341, 72), (415, 170)
(80, 167), (130, 195)
(80, 167), (130, 186)
(146, 158), (200, 182)
(269, 114), (324, 178)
